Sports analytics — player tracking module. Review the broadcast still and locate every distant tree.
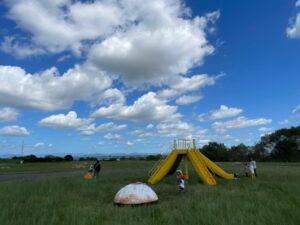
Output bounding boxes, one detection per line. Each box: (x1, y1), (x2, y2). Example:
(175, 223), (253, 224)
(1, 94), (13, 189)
(271, 139), (299, 162)
(145, 154), (162, 161)
(253, 126), (300, 162)
(229, 144), (249, 161)
(23, 154), (38, 162)
(200, 142), (229, 161)
(64, 154), (73, 161)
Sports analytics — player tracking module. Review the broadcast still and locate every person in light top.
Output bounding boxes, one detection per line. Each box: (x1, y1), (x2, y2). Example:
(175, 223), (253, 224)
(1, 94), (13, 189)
(250, 157), (257, 177)
(249, 158), (255, 179)
(176, 169), (185, 192)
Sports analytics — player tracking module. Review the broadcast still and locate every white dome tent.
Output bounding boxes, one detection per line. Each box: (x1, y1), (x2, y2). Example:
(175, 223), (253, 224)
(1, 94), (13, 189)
(114, 182), (158, 205)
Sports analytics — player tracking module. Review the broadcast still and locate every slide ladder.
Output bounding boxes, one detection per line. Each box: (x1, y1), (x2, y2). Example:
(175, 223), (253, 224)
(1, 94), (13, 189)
(148, 150), (179, 185)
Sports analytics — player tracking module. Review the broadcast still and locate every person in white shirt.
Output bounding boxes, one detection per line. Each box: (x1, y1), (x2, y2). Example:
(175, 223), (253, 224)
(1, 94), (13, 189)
(249, 162), (255, 179)
(250, 158), (256, 178)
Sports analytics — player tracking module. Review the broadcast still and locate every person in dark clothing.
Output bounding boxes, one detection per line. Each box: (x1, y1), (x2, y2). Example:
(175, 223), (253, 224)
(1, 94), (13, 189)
(93, 160), (101, 177)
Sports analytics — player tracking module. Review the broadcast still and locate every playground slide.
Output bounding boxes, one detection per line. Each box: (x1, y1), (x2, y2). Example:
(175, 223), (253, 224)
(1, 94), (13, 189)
(148, 150), (179, 185)
(196, 151), (234, 180)
(187, 150), (216, 185)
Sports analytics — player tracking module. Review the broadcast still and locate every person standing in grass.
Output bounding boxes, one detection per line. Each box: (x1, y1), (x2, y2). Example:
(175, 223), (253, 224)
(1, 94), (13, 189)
(250, 158), (257, 177)
(176, 169), (185, 192)
(93, 160), (101, 178)
(249, 159), (255, 179)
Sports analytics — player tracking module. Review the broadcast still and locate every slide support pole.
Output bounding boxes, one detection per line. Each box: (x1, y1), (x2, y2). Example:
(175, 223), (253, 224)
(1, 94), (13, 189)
(184, 155), (189, 180)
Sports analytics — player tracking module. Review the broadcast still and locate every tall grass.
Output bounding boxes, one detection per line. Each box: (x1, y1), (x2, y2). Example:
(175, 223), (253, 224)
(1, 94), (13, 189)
(0, 162), (299, 225)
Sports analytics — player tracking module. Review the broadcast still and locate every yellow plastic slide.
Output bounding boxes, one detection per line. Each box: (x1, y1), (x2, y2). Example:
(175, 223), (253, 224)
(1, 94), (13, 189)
(148, 150), (179, 185)
(187, 150), (216, 185)
(196, 151), (234, 180)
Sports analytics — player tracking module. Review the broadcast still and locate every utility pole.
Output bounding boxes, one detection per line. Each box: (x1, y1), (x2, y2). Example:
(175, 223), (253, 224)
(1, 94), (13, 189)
(20, 140), (24, 164)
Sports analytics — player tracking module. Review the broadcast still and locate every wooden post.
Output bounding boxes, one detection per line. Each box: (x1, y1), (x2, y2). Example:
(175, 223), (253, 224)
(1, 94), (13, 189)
(184, 155), (189, 180)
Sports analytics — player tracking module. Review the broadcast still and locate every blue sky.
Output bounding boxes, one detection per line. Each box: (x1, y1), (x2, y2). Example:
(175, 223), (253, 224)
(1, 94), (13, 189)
(0, 0), (299, 157)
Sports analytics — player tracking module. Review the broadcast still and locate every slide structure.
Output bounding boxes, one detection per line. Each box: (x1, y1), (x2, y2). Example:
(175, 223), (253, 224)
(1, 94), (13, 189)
(148, 140), (234, 185)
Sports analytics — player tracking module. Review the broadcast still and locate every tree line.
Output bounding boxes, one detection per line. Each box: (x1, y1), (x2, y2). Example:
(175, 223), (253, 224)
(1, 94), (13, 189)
(12, 154), (73, 163)
(200, 126), (300, 162)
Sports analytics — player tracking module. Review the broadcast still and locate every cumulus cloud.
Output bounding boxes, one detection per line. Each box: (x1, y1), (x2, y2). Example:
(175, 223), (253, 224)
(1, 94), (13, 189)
(279, 119), (289, 125)
(104, 133), (121, 140)
(0, 125), (30, 136)
(287, 2), (300, 39)
(287, 14), (300, 39)
(91, 92), (180, 122)
(3, 0), (122, 56)
(89, 10), (218, 86)
(212, 116), (272, 133)
(158, 74), (221, 100)
(0, 64), (111, 111)
(3, 0), (220, 89)
(34, 142), (45, 148)
(198, 105), (242, 121)
(79, 122), (127, 135)
(147, 124), (154, 129)
(0, 107), (19, 122)
(258, 127), (273, 132)
(1, 36), (46, 58)
(126, 141), (134, 146)
(38, 111), (92, 129)
(157, 120), (194, 137)
(176, 95), (202, 105)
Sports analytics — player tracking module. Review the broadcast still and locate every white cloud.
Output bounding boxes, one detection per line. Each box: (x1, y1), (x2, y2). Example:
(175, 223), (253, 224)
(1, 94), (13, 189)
(158, 74), (221, 100)
(126, 141), (134, 146)
(212, 116), (272, 133)
(287, 14), (300, 39)
(147, 124), (154, 129)
(3, 0), (219, 84)
(3, 0), (122, 56)
(0, 125), (30, 136)
(34, 142), (45, 148)
(176, 95), (202, 105)
(0, 107), (19, 122)
(157, 120), (194, 137)
(292, 105), (300, 115)
(279, 119), (289, 125)
(287, 1), (300, 39)
(38, 111), (92, 129)
(1, 36), (46, 58)
(104, 133), (121, 140)
(258, 127), (273, 132)
(199, 105), (242, 121)
(91, 92), (180, 122)
(79, 122), (127, 135)
(0, 64), (111, 111)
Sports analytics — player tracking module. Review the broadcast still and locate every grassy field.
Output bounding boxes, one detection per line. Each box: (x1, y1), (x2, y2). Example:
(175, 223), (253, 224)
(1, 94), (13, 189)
(0, 160), (299, 225)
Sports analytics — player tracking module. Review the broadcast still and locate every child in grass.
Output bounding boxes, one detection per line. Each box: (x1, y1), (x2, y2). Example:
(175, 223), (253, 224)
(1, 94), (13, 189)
(176, 169), (185, 192)
(88, 164), (94, 173)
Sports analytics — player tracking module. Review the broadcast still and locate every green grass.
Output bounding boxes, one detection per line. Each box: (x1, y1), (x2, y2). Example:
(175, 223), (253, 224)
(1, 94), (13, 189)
(0, 161), (299, 225)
